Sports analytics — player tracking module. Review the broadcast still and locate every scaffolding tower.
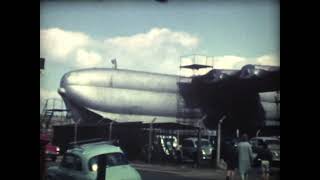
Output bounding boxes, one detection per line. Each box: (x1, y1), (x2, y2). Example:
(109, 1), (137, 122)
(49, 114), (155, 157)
(40, 98), (71, 134)
(177, 55), (214, 128)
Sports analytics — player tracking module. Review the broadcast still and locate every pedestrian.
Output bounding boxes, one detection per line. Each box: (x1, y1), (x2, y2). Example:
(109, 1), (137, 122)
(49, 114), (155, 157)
(257, 143), (273, 180)
(192, 150), (199, 168)
(237, 134), (253, 180)
(222, 141), (237, 180)
(192, 140), (201, 168)
(175, 144), (182, 165)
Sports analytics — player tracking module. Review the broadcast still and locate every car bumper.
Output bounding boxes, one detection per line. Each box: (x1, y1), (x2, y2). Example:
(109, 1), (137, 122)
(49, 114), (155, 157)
(46, 152), (59, 156)
(202, 155), (212, 160)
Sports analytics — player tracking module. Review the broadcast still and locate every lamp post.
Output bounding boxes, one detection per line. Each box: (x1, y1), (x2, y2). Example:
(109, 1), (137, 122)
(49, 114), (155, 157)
(109, 121), (114, 141)
(148, 118), (157, 163)
(237, 129), (240, 138)
(74, 118), (81, 145)
(216, 115), (226, 168)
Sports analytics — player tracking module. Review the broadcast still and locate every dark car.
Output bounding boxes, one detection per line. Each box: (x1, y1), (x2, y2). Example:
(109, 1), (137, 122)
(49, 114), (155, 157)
(250, 137), (280, 167)
(40, 133), (60, 161)
(180, 137), (213, 162)
(45, 143), (60, 161)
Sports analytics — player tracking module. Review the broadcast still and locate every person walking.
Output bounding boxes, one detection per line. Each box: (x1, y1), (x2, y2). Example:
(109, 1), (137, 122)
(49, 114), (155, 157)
(237, 134), (253, 180)
(192, 149), (200, 168)
(222, 140), (237, 180)
(257, 143), (273, 180)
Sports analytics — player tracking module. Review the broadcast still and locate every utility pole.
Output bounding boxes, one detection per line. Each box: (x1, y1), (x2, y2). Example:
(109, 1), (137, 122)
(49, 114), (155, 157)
(111, 58), (117, 69)
(109, 121), (114, 141)
(197, 127), (202, 168)
(148, 118), (157, 164)
(176, 130), (180, 147)
(237, 129), (240, 139)
(74, 118), (81, 145)
(195, 115), (207, 168)
(216, 115), (226, 168)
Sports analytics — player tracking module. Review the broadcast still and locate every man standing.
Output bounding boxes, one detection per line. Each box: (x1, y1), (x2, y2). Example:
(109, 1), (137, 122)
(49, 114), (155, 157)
(237, 134), (253, 180)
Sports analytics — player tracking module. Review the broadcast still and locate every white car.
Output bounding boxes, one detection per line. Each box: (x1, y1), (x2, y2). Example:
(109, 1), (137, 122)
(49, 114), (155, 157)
(47, 141), (141, 180)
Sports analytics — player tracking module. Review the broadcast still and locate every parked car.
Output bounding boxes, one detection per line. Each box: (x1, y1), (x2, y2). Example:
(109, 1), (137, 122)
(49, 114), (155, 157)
(180, 137), (213, 161)
(47, 141), (141, 180)
(250, 136), (280, 167)
(45, 143), (60, 162)
(40, 133), (60, 162)
(40, 133), (50, 180)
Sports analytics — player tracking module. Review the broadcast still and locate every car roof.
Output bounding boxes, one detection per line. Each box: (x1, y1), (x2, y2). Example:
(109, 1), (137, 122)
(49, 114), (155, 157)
(251, 137), (279, 141)
(183, 137), (209, 141)
(67, 142), (122, 159)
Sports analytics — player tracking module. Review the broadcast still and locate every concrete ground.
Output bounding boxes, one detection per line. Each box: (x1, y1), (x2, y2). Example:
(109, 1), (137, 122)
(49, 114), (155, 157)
(47, 156), (280, 180)
(131, 160), (280, 180)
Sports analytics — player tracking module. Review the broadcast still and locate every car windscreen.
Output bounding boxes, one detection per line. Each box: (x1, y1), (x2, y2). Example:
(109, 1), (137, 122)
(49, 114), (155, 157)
(196, 140), (211, 147)
(182, 140), (194, 147)
(88, 153), (129, 171)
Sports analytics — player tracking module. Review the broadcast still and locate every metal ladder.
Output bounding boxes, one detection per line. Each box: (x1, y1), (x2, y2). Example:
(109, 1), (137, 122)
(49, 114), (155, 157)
(177, 55), (213, 127)
(41, 98), (70, 130)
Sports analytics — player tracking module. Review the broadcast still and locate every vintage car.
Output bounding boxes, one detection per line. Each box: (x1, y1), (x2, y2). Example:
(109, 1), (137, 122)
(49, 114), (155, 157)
(250, 136), (280, 167)
(47, 141), (141, 180)
(45, 143), (60, 162)
(40, 133), (60, 161)
(180, 137), (213, 161)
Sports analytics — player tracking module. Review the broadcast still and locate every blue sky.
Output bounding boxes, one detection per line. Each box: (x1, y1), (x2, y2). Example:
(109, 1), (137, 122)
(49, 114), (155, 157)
(40, 0), (279, 110)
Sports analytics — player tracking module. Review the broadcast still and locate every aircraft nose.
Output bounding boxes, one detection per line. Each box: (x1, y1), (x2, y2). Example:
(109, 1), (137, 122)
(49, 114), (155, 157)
(58, 72), (74, 96)
(60, 71), (73, 88)
(58, 87), (66, 95)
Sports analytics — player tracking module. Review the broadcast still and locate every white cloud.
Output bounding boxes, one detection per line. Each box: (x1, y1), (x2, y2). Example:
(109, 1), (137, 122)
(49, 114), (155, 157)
(40, 27), (279, 77)
(214, 55), (247, 69)
(40, 28), (90, 60)
(210, 54), (280, 70)
(40, 27), (199, 74)
(76, 49), (103, 68)
(102, 27), (200, 74)
(104, 28), (199, 50)
(257, 54), (280, 66)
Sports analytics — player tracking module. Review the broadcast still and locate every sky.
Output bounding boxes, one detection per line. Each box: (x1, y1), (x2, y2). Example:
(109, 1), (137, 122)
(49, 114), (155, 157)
(40, 0), (279, 111)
